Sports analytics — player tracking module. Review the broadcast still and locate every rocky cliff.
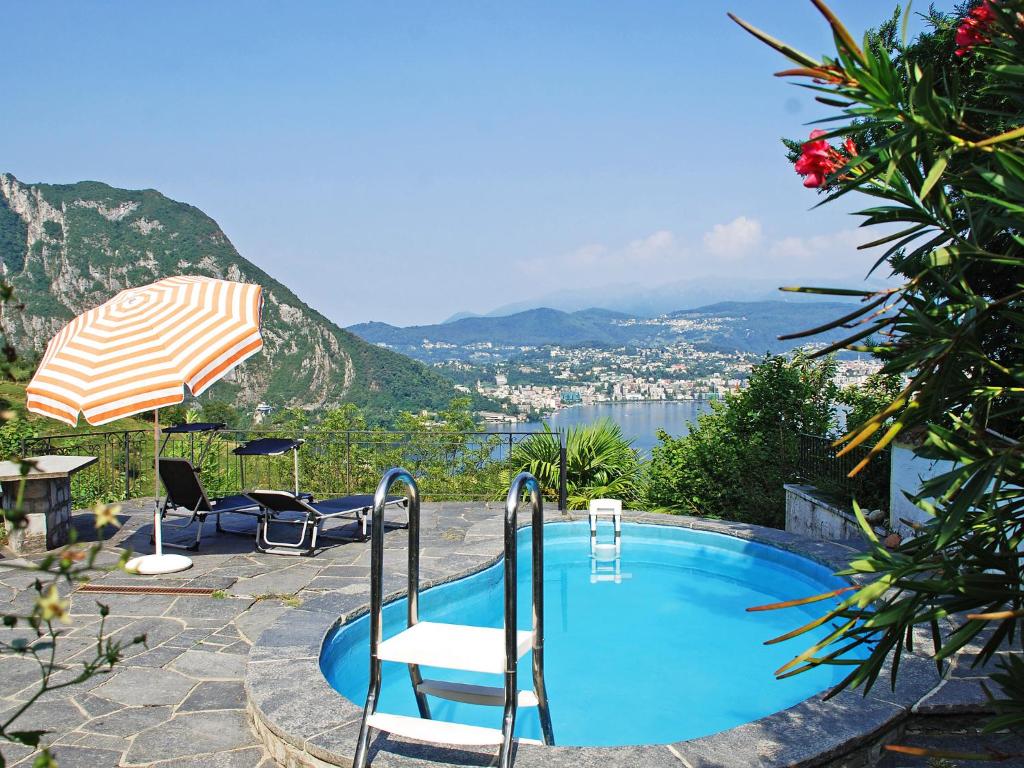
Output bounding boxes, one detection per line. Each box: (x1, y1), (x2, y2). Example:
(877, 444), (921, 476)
(0, 173), (469, 418)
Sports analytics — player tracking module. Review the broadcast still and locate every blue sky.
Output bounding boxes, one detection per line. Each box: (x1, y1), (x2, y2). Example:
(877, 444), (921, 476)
(3, 1), (949, 325)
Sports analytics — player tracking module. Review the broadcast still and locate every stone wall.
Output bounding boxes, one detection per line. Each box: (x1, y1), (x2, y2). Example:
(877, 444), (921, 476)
(2, 477), (72, 552)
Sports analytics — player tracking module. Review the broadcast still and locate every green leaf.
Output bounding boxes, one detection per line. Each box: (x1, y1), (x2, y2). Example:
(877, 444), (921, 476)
(919, 153), (949, 199)
(727, 13), (822, 68)
(928, 247), (953, 267)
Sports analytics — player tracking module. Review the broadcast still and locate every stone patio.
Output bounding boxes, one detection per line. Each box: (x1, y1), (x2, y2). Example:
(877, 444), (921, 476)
(0, 501), (1014, 767)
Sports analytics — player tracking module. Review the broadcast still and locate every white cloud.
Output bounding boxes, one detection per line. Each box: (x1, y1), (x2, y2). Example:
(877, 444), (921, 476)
(566, 243), (608, 267)
(702, 216), (762, 258)
(624, 230), (675, 262)
(516, 229), (688, 288)
(768, 229), (865, 263)
(513, 218), (888, 296)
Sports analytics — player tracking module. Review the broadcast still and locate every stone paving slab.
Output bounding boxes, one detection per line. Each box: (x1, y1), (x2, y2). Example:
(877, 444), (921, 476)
(94, 667), (196, 707)
(170, 648), (247, 680)
(83, 706), (174, 737)
(125, 709), (254, 764)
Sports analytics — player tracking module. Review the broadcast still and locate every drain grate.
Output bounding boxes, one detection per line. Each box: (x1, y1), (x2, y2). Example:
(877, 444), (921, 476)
(77, 584), (217, 596)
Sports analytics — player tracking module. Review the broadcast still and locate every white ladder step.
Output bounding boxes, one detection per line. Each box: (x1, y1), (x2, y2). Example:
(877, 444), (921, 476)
(417, 679), (539, 707)
(377, 622), (532, 674)
(366, 713), (504, 746)
(367, 712), (542, 747)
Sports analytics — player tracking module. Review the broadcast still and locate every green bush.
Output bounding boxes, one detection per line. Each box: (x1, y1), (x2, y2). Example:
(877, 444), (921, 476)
(646, 354), (837, 527)
(508, 418), (645, 510)
(838, 372), (904, 442)
(0, 418), (36, 459)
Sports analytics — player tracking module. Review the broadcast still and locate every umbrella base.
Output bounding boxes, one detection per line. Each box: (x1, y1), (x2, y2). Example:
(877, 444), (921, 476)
(125, 553), (193, 575)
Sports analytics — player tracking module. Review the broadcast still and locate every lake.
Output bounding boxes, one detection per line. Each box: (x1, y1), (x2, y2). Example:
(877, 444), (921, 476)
(506, 400), (714, 455)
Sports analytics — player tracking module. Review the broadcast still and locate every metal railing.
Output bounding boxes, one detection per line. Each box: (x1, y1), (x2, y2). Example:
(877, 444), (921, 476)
(21, 427), (567, 508)
(795, 433), (891, 511)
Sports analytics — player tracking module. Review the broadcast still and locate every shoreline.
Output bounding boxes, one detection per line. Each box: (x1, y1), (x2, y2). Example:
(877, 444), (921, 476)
(481, 396), (721, 424)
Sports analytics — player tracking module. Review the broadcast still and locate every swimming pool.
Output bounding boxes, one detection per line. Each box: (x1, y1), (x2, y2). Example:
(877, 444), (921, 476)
(320, 521), (852, 747)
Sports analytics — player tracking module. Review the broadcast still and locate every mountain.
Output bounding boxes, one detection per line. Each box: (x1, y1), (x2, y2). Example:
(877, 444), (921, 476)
(0, 174), (476, 419)
(350, 307), (639, 348)
(464, 276), (891, 320)
(349, 300), (859, 360)
(441, 311), (481, 324)
(664, 301), (856, 354)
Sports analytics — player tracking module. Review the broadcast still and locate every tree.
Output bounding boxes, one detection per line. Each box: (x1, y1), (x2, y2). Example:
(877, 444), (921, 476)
(160, 402), (192, 426)
(391, 397), (504, 501)
(731, 0), (1024, 730)
(317, 403), (368, 433)
(646, 353), (838, 527)
(838, 372), (904, 442)
(200, 400), (241, 428)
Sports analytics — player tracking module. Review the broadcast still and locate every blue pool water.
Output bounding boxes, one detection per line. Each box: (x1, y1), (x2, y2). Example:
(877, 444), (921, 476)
(320, 522), (852, 747)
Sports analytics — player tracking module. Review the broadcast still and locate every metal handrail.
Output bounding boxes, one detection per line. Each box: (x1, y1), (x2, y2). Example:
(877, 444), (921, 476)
(354, 467), (428, 766)
(503, 471), (555, 762)
(353, 469), (553, 768)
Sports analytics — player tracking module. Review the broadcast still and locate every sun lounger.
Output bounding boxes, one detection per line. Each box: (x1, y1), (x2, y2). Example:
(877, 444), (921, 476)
(157, 457), (265, 551)
(244, 490), (408, 555)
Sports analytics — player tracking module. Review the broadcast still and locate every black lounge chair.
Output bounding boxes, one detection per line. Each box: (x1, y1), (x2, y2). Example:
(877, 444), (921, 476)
(157, 457), (264, 551)
(244, 490), (408, 556)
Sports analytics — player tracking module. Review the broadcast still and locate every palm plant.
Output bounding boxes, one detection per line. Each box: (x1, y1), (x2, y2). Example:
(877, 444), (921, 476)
(507, 419), (645, 510)
(731, 0), (1024, 736)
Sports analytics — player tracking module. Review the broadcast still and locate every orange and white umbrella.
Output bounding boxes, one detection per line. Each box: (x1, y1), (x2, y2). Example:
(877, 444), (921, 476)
(27, 275), (263, 426)
(25, 275), (264, 574)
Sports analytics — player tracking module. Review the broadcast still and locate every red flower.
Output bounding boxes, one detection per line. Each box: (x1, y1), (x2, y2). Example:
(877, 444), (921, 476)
(955, 1), (996, 56)
(794, 129), (856, 189)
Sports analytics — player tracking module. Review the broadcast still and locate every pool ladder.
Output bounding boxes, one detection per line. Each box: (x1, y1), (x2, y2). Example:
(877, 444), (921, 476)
(589, 499), (623, 583)
(352, 469), (554, 768)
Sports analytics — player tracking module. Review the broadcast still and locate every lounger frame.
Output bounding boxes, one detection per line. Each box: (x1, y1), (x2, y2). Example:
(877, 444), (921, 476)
(244, 490), (408, 556)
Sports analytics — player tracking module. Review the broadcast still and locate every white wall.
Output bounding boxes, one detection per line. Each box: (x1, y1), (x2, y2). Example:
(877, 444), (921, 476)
(889, 444), (957, 538)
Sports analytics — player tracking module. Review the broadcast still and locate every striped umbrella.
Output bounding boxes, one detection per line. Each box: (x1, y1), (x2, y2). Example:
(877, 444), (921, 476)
(27, 275), (263, 425)
(26, 275), (264, 574)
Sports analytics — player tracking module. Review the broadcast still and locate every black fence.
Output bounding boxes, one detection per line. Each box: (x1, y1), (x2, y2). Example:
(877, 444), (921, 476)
(21, 428), (568, 509)
(795, 433), (891, 512)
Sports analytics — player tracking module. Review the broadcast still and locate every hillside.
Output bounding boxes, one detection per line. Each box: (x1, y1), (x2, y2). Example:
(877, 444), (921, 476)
(665, 301), (859, 354)
(0, 174), (474, 419)
(350, 307), (637, 347)
(349, 300), (860, 358)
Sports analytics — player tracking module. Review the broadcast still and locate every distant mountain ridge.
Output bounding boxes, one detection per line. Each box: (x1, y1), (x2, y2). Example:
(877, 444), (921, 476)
(351, 307), (637, 348)
(465, 277), (883, 320)
(349, 300), (858, 358)
(0, 173), (474, 418)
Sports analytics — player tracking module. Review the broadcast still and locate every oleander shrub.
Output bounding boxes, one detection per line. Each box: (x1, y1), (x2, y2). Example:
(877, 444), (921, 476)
(731, 0), (1024, 734)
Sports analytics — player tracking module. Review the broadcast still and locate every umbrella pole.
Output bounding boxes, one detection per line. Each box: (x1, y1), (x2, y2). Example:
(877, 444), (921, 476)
(153, 409), (162, 556)
(125, 407), (192, 575)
